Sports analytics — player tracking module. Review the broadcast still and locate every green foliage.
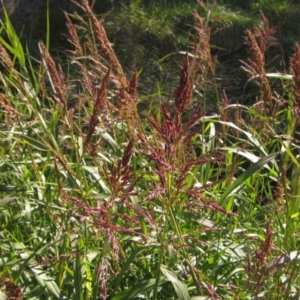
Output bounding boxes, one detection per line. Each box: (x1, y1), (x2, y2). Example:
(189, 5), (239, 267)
(250, 0), (293, 15)
(1, 1), (300, 299)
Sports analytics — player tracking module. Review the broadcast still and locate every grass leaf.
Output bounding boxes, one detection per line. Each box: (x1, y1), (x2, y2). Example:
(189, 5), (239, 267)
(220, 152), (279, 207)
(160, 265), (191, 300)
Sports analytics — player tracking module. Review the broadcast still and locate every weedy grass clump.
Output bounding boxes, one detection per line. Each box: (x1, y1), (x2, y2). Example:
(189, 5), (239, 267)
(0, 1), (300, 299)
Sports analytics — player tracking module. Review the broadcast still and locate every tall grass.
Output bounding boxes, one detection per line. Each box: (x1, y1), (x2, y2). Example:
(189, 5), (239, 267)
(1, 1), (300, 299)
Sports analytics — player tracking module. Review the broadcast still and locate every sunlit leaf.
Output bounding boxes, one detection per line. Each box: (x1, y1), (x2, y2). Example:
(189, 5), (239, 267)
(220, 152), (279, 206)
(160, 265), (190, 300)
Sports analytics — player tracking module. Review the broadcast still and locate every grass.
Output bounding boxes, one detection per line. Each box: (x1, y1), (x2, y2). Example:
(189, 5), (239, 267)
(1, 0), (300, 299)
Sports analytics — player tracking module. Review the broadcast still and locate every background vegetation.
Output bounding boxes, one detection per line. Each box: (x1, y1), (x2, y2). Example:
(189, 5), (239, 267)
(4, 0), (300, 102)
(1, 0), (300, 299)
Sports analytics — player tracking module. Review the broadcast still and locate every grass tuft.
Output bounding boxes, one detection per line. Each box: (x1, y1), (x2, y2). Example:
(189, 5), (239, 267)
(1, 1), (300, 299)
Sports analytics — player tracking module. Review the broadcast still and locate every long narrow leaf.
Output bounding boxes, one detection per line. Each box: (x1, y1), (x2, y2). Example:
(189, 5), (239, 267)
(220, 152), (279, 206)
(112, 277), (167, 300)
(160, 265), (190, 300)
(113, 244), (160, 291)
(0, 197), (19, 206)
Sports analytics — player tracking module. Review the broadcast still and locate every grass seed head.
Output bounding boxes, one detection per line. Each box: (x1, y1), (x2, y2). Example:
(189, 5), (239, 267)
(79, 0), (128, 89)
(240, 12), (278, 116)
(290, 43), (300, 118)
(65, 12), (84, 56)
(175, 53), (192, 117)
(39, 42), (67, 109)
(84, 68), (110, 147)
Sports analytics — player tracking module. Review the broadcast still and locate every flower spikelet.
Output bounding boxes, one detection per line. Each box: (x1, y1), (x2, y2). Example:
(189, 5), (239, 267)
(241, 30), (272, 111)
(39, 42), (67, 109)
(85, 69), (110, 146)
(175, 53), (192, 116)
(290, 43), (300, 119)
(128, 71), (138, 103)
(79, 0), (128, 89)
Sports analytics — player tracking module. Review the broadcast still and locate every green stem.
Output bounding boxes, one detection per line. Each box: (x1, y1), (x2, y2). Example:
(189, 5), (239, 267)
(167, 205), (202, 294)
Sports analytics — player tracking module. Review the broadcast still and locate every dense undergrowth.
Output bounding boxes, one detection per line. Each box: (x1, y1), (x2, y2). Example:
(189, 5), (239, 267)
(1, 0), (300, 299)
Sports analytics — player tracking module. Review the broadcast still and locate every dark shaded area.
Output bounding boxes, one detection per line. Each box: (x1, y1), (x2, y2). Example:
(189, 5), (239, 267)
(3, 0), (146, 54)
(1, 0), (299, 107)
